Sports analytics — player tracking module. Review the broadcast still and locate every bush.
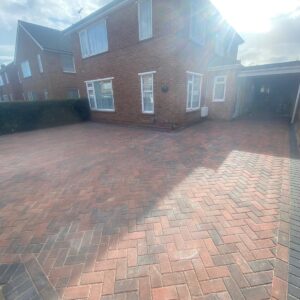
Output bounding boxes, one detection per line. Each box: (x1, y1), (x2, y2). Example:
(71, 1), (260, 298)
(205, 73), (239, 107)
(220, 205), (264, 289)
(0, 98), (90, 135)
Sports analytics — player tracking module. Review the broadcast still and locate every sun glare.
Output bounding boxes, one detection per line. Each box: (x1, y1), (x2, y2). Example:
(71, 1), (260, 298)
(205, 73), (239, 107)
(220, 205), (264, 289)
(211, 0), (300, 33)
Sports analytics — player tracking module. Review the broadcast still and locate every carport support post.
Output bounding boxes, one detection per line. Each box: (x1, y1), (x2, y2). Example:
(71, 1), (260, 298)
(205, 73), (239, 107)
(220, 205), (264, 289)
(291, 83), (300, 124)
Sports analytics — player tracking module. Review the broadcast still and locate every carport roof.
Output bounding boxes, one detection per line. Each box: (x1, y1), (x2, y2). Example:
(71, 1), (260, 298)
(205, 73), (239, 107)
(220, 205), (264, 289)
(239, 61), (300, 77)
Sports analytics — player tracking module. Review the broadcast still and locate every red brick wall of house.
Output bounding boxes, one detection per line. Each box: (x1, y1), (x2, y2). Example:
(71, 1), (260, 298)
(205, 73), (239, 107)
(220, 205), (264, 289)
(203, 69), (238, 120)
(70, 0), (241, 128)
(15, 26), (77, 100)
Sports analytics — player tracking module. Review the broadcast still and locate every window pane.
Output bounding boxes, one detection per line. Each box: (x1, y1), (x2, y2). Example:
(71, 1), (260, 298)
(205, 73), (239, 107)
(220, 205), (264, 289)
(141, 74), (154, 113)
(192, 75), (201, 108)
(21, 61), (31, 78)
(93, 80), (114, 110)
(143, 91), (153, 112)
(214, 83), (225, 100)
(139, 0), (152, 40)
(37, 55), (43, 73)
(67, 89), (79, 99)
(79, 30), (89, 58)
(89, 96), (96, 109)
(0, 75), (3, 86)
(61, 55), (75, 72)
(87, 22), (108, 56)
(187, 80), (193, 109)
(190, 0), (205, 44)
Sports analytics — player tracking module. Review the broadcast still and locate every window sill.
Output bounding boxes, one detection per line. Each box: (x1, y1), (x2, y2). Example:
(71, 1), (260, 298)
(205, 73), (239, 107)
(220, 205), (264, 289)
(82, 50), (109, 60)
(142, 111), (155, 115)
(212, 99), (225, 103)
(91, 109), (115, 113)
(139, 36), (153, 43)
(186, 108), (200, 113)
(63, 71), (76, 74)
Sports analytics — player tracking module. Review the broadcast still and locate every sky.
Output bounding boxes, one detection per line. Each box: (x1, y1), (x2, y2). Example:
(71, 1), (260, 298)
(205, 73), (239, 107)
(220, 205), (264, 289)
(0, 0), (300, 66)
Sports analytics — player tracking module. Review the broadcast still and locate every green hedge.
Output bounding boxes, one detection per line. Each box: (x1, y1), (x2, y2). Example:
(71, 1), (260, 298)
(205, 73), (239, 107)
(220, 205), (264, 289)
(0, 99), (90, 135)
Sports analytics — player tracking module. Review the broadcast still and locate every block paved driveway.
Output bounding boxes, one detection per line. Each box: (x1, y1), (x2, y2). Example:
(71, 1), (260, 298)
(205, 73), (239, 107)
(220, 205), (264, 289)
(0, 119), (292, 299)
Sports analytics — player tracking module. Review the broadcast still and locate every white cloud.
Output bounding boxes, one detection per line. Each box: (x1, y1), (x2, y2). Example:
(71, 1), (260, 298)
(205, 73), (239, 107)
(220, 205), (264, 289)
(0, 0), (109, 31)
(0, 0), (110, 64)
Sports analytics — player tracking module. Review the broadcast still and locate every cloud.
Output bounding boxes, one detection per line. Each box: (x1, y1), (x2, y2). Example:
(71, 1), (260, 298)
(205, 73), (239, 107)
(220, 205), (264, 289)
(0, 0), (110, 64)
(238, 12), (300, 65)
(0, 0), (109, 30)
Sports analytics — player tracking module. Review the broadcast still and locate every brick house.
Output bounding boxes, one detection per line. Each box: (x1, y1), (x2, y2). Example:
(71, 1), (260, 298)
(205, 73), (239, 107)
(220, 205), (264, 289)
(14, 21), (79, 101)
(0, 63), (23, 102)
(64, 0), (243, 128)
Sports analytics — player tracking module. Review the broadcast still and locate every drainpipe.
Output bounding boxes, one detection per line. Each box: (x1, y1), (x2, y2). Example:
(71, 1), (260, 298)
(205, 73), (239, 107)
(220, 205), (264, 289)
(291, 82), (300, 124)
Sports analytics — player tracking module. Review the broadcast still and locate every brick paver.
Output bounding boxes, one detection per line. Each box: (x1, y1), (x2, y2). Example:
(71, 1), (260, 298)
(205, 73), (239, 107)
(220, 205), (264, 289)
(0, 119), (291, 299)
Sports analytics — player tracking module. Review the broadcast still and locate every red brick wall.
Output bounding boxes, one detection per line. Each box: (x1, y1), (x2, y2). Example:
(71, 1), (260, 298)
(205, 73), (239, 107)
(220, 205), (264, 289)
(203, 69), (238, 120)
(70, 0), (241, 128)
(15, 26), (77, 100)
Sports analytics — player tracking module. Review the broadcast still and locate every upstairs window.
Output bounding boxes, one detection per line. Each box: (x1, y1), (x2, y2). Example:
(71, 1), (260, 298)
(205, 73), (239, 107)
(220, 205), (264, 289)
(61, 54), (76, 73)
(0, 75), (3, 86)
(213, 76), (227, 102)
(138, 0), (153, 41)
(215, 33), (225, 56)
(79, 21), (108, 58)
(190, 0), (206, 45)
(21, 61), (32, 78)
(86, 78), (115, 111)
(37, 54), (43, 73)
(186, 72), (202, 111)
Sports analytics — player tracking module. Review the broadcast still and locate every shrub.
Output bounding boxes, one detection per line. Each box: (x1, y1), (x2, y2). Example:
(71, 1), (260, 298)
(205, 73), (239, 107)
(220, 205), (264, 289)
(0, 98), (90, 135)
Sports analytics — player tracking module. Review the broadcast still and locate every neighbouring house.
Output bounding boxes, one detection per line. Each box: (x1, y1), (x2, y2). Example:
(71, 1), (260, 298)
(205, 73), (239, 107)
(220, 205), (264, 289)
(14, 21), (80, 101)
(64, 0), (243, 128)
(0, 63), (23, 102)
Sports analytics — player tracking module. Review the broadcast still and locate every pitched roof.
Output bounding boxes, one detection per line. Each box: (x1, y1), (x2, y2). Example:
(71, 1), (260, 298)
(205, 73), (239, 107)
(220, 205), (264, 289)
(19, 21), (72, 53)
(64, 0), (128, 34)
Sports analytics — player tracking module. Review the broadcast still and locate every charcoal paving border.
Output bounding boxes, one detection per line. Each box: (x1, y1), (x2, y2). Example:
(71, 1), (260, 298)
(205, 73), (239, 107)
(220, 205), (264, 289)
(288, 125), (300, 300)
(0, 258), (58, 300)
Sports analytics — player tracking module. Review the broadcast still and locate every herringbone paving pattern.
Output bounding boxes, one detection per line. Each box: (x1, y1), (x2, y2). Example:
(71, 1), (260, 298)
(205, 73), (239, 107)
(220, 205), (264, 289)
(0, 119), (291, 299)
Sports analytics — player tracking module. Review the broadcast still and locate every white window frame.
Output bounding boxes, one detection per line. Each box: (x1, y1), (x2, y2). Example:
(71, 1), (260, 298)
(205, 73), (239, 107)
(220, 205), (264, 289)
(79, 20), (108, 59)
(138, 0), (153, 41)
(61, 54), (76, 73)
(139, 71), (156, 114)
(186, 71), (203, 112)
(21, 60), (32, 78)
(37, 54), (43, 73)
(85, 77), (115, 112)
(213, 75), (227, 102)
